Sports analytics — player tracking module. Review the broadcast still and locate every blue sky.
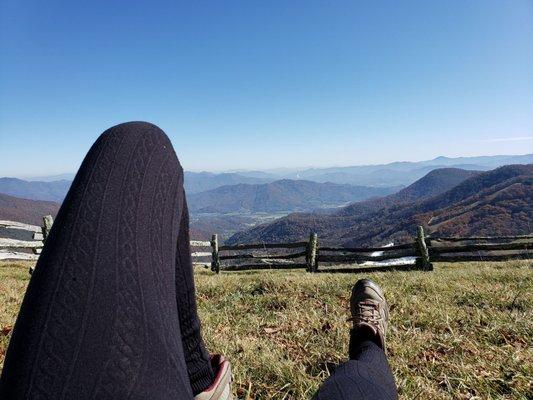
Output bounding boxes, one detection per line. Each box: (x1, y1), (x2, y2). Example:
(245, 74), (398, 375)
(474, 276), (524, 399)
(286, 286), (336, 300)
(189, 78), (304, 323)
(1, 0), (532, 177)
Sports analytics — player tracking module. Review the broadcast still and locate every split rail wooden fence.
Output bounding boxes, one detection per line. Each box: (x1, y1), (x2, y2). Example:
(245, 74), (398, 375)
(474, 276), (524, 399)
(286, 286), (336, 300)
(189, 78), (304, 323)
(208, 227), (532, 273)
(1, 217), (531, 274)
(0, 216), (54, 261)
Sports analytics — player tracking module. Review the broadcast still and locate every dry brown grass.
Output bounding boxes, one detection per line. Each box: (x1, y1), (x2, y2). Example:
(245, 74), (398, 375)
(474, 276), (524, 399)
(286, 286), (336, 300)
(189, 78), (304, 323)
(0, 262), (30, 369)
(1, 260), (532, 399)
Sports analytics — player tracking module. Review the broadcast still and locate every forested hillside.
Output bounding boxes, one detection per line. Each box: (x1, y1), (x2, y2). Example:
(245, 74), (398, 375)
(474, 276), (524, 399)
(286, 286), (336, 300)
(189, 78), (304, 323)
(228, 165), (532, 246)
(188, 179), (398, 214)
(0, 193), (60, 225)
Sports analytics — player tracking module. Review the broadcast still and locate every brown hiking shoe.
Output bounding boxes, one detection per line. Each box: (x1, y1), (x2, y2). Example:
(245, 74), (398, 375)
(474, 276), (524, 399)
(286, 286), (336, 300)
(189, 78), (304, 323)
(349, 279), (389, 351)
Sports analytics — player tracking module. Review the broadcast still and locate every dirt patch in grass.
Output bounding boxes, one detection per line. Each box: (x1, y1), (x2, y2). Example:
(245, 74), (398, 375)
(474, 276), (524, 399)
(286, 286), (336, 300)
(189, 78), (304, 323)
(1, 260), (531, 399)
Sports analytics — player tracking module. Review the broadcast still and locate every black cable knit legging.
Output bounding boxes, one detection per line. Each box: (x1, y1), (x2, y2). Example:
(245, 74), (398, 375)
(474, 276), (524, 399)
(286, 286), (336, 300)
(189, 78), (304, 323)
(0, 122), (214, 399)
(313, 340), (397, 399)
(0, 122), (397, 400)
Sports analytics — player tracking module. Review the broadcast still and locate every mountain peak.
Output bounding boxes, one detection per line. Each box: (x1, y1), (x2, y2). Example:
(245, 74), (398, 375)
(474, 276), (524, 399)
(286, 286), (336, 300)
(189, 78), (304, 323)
(227, 164), (531, 246)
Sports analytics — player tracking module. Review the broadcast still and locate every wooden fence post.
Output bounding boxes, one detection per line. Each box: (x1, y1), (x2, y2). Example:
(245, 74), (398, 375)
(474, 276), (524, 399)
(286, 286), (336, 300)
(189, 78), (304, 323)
(313, 234), (319, 272)
(211, 234), (220, 274)
(306, 233), (318, 272)
(29, 215), (54, 274)
(416, 226), (433, 271)
(42, 215), (54, 241)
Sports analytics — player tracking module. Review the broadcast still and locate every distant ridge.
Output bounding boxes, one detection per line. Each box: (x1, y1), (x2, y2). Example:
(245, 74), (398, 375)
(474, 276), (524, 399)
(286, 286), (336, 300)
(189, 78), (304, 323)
(0, 192), (60, 225)
(184, 171), (270, 193)
(342, 164), (532, 246)
(338, 167), (480, 216)
(26, 173), (76, 182)
(227, 165), (532, 246)
(187, 179), (399, 214)
(0, 177), (71, 202)
(281, 154), (533, 186)
(4, 154), (531, 202)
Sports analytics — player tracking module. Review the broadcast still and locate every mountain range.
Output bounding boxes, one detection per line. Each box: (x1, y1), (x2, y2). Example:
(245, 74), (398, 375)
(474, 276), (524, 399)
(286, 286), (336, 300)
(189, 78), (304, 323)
(227, 164), (532, 246)
(0, 193), (60, 226)
(0, 178), (72, 203)
(187, 179), (398, 214)
(0, 172), (269, 202)
(275, 154), (533, 186)
(184, 171), (269, 193)
(2, 154), (531, 242)
(10, 154), (530, 201)
(337, 168), (480, 217)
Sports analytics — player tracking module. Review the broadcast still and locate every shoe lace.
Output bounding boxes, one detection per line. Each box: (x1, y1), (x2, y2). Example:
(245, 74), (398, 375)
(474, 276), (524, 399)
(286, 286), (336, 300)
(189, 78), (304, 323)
(348, 300), (381, 325)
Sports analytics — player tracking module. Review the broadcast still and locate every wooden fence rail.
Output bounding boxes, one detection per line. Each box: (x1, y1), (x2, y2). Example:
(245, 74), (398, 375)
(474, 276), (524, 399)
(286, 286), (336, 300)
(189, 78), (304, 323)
(0, 219), (50, 261)
(210, 227), (531, 274)
(1, 217), (531, 274)
(209, 233), (310, 273)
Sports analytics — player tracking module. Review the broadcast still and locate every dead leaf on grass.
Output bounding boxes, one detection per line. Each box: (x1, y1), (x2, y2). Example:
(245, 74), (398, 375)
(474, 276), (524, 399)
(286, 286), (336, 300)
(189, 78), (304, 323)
(1, 325), (13, 336)
(263, 326), (282, 334)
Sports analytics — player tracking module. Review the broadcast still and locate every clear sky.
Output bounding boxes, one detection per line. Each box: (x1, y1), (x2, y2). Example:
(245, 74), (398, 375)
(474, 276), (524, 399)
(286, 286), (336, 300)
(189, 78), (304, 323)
(1, 0), (532, 177)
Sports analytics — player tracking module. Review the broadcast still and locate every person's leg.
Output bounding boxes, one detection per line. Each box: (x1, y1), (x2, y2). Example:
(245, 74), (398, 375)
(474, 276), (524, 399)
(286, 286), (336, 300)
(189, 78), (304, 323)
(175, 197), (215, 394)
(313, 279), (398, 400)
(313, 341), (397, 399)
(0, 122), (213, 399)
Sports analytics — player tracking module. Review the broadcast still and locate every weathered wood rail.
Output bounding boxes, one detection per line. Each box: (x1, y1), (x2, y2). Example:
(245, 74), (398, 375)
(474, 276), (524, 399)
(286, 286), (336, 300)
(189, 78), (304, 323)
(0, 218), (52, 261)
(1, 217), (531, 274)
(209, 234), (311, 273)
(210, 228), (531, 273)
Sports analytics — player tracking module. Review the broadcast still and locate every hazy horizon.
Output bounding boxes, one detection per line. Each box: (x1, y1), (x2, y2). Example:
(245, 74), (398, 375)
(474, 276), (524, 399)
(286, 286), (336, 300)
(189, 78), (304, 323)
(4, 152), (531, 180)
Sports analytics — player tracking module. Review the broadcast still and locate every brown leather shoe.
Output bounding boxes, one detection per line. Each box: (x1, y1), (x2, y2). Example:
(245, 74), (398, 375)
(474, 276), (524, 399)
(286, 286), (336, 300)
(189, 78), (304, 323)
(348, 279), (389, 351)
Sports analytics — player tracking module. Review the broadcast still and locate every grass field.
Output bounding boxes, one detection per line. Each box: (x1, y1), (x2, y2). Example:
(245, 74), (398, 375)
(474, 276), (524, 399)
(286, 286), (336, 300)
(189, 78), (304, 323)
(1, 260), (531, 399)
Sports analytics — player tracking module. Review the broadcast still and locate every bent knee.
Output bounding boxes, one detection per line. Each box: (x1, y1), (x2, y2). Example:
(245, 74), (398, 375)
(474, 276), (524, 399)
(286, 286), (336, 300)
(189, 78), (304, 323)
(104, 121), (169, 142)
